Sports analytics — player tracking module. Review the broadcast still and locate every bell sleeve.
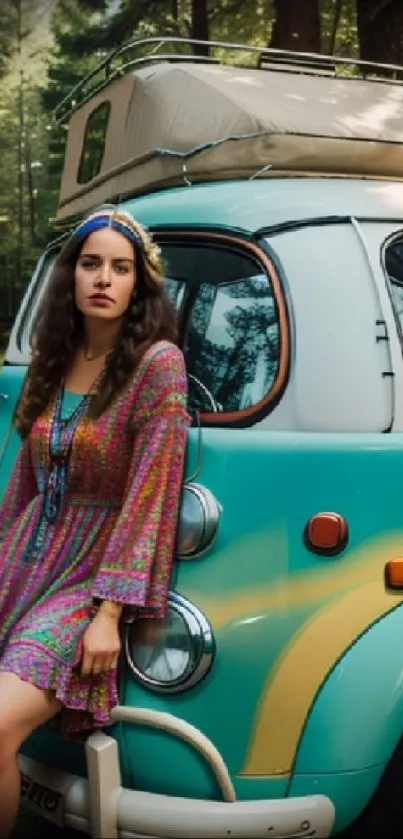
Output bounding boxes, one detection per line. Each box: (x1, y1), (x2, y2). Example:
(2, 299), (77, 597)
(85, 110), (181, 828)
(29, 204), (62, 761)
(92, 343), (191, 620)
(0, 437), (37, 539)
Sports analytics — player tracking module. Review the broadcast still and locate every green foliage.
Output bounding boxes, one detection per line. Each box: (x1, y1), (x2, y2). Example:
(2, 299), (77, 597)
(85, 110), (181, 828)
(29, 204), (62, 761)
(0, 0), (56, 315)
(38, 0), (112, 242)
(320, 0), (358, 57)
(0, 81), (50, 315)
(95, 0), (273, 59)
(0, 0), (396, 322)
(211, 0), (273, 48)
(0, 1), (18, 77)
(96, 0), (174, 48)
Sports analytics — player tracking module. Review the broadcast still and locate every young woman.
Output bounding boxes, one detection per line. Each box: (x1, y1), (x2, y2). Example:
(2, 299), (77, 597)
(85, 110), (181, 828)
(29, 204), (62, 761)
(0, 205), (190, 836)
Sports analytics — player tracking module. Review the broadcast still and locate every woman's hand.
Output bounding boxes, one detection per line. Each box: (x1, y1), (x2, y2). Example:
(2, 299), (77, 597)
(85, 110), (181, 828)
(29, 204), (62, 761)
(81, 609), (121, 677)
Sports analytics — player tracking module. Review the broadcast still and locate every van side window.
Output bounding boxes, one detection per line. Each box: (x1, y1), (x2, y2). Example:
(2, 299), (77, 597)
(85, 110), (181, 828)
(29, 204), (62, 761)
(385, 237), (403, 341)
(186, 274), (279, 416)
(77, 101), (110, 184)
(160, 239), (287, 425)
(14, 235), (288, 424)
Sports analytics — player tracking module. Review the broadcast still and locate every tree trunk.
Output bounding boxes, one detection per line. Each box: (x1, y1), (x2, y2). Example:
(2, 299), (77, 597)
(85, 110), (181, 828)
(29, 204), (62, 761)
(24, 127), (36, 247)
(191, 0), (209, 56)
(17, 0), (23, 285)
(357, 0), (403, 67)
(328, 0), (344, 54)
(270, 0), (321, 52)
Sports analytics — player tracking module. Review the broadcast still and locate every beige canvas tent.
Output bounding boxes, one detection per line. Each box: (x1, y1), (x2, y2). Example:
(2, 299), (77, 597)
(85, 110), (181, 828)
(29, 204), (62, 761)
(56, 61), (403, 222)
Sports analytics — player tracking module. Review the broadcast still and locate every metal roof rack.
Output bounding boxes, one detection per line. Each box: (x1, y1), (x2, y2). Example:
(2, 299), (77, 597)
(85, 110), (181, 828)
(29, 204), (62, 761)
(53, 34), (403, 125)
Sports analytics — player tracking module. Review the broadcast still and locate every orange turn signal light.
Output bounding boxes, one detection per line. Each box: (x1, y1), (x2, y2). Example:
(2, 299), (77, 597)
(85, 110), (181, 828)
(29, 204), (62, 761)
(385, 558), (403, 589)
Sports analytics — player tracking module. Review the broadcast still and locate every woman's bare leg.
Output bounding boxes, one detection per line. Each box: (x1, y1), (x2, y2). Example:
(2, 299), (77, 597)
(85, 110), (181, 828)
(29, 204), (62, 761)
(0, 672), (62, 838)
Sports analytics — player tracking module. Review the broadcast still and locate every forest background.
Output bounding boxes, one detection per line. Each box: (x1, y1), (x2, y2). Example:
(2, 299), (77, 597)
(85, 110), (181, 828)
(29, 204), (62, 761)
(0, 0), (401, 329)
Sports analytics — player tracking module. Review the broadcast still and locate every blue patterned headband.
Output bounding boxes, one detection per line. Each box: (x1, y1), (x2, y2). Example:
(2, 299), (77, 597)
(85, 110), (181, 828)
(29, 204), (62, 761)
(67, 207), (163, 279)
(71, 211), (142, 247)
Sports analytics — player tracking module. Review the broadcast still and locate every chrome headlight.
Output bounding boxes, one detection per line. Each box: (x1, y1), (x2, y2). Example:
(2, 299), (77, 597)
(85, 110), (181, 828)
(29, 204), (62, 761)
(125, 592), (215, 694)
(177, 483), (221, 560)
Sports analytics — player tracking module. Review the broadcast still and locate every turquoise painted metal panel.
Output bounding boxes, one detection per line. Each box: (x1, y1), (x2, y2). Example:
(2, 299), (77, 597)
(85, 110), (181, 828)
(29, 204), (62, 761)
(0, 365), (27, 495)
(22, 728), (87, 779)
(115, 427), (403, 798)
(293, 602), (403, 773)
(288, 764), (385, 835)
(120, 179), (403, 232)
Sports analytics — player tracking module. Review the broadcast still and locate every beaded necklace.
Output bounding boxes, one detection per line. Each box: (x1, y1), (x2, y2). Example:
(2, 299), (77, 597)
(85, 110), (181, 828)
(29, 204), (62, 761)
(43, 375), (101, 524)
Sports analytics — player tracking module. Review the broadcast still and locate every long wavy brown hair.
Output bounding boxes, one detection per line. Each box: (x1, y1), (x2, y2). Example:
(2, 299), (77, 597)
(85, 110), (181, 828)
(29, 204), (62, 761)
(14, 209), (178, 439)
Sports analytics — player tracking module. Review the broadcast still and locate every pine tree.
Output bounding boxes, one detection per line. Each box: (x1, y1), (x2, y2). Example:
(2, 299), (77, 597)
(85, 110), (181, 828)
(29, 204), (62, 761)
(0, 0), (54, 313)
(40, 0), (110, 229)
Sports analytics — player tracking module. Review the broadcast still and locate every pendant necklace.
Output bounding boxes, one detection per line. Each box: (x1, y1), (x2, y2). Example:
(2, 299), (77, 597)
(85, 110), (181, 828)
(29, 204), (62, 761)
(43, 371), (102, 524)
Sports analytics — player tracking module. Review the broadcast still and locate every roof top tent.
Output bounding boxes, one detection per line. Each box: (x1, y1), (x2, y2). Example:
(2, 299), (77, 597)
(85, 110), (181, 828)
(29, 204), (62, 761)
(52, 35), (403, 225)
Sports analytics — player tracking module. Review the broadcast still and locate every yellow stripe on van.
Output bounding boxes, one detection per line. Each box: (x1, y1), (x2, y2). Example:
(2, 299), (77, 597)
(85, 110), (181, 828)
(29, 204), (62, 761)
(183, 531), (403, 777)
(240, 579), (403, 776)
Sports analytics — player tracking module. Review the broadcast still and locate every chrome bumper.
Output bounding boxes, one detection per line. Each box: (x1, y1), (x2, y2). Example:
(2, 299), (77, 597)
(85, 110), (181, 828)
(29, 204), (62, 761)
(19, 706), (335, 839)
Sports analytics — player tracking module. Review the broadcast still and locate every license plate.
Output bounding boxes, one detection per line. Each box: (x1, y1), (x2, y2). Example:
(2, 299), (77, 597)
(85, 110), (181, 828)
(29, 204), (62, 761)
(20, 772), (64, 826)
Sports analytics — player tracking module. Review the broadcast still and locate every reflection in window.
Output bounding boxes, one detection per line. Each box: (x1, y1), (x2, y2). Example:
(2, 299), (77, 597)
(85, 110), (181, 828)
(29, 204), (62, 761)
(77, 101), (110, 184)
(385, 238), (403, 339)
(164, 277), (185, 310)
(185, 274), (280, 414)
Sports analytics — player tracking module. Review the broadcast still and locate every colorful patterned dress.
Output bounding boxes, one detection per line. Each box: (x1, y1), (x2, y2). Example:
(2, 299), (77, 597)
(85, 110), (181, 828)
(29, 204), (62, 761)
(0, 341), (190, 736)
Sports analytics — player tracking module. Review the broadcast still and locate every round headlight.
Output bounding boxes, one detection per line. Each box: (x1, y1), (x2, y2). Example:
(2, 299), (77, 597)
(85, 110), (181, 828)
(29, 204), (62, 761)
(125, 593), (215, 694)
(177, 483), (221, 560)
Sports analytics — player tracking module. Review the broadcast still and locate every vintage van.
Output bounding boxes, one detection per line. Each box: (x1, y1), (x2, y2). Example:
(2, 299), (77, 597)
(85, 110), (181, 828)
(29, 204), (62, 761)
(3, 36), (403, 839)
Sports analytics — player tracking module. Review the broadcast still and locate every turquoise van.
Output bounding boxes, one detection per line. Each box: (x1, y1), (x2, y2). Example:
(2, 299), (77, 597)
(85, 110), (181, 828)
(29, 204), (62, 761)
(3, 36), (403, 839)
